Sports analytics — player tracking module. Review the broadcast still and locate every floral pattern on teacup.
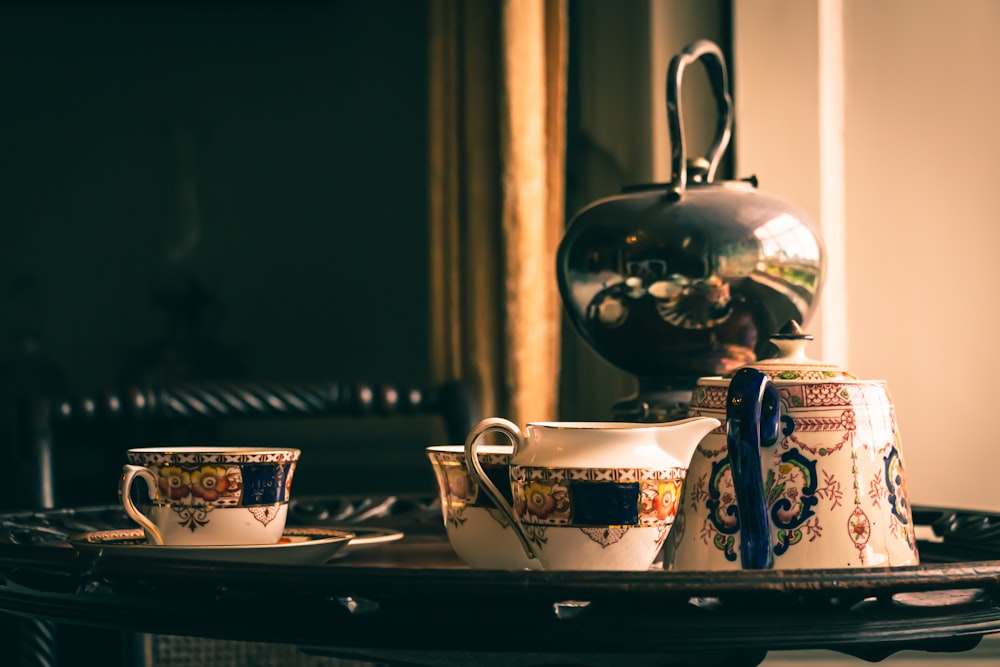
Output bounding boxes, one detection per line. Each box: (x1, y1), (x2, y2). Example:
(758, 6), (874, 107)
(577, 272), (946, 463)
(190, 466), (240, 502)
(152, 464), (245, 506)
(427, 449), (513, 529)
(445, 467), (475, 503)
(143, 462), (292, 534)
(129, 449), (299, 466)
(172, 504), (212, 533)
(158, 466), (192, 501)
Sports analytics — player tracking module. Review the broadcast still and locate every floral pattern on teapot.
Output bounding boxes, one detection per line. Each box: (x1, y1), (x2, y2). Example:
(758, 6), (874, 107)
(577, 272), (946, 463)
(677, 375), (919, 569)
(697, 445), (822, 562)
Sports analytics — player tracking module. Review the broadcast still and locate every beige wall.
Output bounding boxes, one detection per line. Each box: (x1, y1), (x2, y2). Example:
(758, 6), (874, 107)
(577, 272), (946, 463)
(843, 0), (1000, 513)
(736, 0), (1000, 514)
(573, 0), (1000, 513)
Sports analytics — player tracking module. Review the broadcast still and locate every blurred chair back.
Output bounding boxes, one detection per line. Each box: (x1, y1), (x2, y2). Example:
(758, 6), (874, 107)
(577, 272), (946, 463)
(15, 378), (479, 511)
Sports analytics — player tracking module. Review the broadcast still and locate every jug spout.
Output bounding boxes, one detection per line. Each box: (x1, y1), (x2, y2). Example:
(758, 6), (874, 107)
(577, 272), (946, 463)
(653, 416), (721, 468)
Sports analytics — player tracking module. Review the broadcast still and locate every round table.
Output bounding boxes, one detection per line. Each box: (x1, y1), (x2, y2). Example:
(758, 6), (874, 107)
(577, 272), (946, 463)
(1, 496), (999, 667)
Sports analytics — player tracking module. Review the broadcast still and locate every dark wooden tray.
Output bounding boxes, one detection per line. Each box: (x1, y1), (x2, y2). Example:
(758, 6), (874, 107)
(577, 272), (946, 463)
(1, 496), (999, 666)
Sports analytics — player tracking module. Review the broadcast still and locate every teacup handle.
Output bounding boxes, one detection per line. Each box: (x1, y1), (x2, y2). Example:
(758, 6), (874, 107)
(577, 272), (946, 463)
(119, 464), (166, 545)
(726, 367), (781, 569)
(463, 417), (536, 560)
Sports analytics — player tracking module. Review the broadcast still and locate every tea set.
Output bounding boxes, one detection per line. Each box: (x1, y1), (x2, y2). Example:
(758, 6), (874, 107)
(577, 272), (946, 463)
(107, 311), (919, 574)
(422, 38), (921, 573)
(99, 39), (919, 576)
(443, 321), (919, 572)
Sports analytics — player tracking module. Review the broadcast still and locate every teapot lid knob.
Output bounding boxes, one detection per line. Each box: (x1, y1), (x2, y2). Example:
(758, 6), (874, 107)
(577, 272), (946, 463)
(770, 320), (813, 341)
(717, 320), (855, 380)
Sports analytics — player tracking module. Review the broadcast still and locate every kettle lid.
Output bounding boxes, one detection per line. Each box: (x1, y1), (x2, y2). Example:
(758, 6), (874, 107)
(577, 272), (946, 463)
(724, 320), (856, 381)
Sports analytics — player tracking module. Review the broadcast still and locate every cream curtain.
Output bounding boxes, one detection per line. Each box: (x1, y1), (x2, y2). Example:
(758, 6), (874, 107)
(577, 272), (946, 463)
(429, 0), (568, 426)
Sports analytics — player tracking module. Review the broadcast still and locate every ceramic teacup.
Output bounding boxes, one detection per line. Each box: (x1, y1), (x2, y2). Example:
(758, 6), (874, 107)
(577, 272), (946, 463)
(426, 444), (538, 570)
(464, 416), (719, 571)
(119, 446), (300, 546)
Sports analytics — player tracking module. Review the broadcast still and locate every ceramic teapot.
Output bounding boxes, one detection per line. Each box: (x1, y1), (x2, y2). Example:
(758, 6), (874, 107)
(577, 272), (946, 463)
(464, 416), (720, 571)
(556, 39), (824, 422)
(666, 321), (920, 570)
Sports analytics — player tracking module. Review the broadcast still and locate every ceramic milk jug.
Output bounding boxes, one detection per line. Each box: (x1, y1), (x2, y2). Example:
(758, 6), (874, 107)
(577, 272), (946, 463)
(666, 321), (920, 570)
(465, 416), (720, 571)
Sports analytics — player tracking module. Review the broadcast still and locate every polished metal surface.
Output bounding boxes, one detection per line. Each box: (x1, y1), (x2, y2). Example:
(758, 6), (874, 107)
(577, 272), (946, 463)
(556, 40), (824, 421)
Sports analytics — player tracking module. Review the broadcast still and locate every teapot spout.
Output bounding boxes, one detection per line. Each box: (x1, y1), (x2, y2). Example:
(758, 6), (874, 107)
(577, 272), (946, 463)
(653, 416), (721, 468)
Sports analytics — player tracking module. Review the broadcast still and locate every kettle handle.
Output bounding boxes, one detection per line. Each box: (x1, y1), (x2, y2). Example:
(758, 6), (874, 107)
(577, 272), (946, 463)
(667, 39), (734, 197)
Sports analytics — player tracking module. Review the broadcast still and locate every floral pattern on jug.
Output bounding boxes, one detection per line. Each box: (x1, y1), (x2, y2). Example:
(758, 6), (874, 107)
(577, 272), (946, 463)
(667, 322), (921, 571)
(464, 417), (720, 571)
(511, 466), (685, 549)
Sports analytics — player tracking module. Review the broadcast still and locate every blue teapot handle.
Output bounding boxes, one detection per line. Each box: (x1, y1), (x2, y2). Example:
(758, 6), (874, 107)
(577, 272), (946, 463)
(726, 367), (781, 569)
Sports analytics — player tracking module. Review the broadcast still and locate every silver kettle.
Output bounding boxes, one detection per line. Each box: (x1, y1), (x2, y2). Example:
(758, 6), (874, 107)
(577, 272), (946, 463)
(556, 39), (825, 422)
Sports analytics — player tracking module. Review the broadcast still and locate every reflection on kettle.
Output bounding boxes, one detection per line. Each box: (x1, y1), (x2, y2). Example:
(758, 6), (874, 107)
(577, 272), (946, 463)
(649, 273), (732, 329)
(584, 271), (736, 332)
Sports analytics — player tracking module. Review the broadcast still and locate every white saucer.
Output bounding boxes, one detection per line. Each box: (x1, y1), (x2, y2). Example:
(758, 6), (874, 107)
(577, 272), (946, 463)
(337, 526), (405, 548)
(69, 527), (358, 566)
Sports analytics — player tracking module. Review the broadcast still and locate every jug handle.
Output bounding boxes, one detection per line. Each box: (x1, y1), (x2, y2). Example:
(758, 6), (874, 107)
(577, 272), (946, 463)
(463, 417), (536, 561)
(667, 39), (733, 198)
(726, 367), (780, 569)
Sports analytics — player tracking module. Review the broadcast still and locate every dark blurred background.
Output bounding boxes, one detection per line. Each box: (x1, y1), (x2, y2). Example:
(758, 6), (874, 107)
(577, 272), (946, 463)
(0, 2), (438, 505)
(0, 1), (430, 391)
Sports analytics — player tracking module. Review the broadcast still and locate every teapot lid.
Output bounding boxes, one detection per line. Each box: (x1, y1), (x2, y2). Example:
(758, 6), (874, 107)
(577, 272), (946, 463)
(724, 320), (857, 381)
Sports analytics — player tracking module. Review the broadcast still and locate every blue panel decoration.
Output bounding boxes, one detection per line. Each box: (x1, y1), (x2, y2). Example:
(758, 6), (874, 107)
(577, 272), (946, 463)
(240, 464), (286, 505)
(569, 481), (640, 526)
